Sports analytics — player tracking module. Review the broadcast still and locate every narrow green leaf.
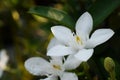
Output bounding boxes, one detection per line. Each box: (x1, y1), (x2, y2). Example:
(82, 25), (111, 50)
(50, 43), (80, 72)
(88, 0), (120, 28)
(28, 6), (75, 28)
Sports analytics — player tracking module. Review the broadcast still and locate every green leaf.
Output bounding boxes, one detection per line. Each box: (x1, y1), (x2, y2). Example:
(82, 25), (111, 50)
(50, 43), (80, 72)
(28, 6), (75, 28)
(88, 0), (120, 28)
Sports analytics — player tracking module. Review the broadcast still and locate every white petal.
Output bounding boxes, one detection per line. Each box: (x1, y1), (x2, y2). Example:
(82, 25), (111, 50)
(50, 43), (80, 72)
(50, 57), (63, 68)
(47, 37), (62, 51)
(0, 49), (9, 63)
(75, 12), (93, 37)
(0, 69), (3, 78)
(64, 54), (82, 70)
(51, 26), (73, 45)
(50, 56), (63, 63)
(74, 49), (93, 61)
(60, 72), (78, 80)
(47, 45), (75, 56)
(24, 57), (52, 76)
(0, 49), (9, 69)
(86, 29), (114, 48)
(40, 75), (58, 80)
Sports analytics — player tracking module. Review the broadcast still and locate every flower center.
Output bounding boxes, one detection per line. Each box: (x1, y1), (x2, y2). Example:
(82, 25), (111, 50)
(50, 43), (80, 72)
(75, 36), (82, 45)
(53, 64), (61, 70)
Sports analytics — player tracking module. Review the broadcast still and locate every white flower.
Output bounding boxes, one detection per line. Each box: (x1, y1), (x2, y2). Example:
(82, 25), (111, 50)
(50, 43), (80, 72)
(0, 49), (9, 78)
(47, 37), (83, 69)
(47, 12), (114, 61)
(24, 56), (79, 80)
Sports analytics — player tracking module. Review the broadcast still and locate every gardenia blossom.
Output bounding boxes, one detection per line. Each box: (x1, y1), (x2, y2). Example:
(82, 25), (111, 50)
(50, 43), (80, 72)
(0, 49), (9, 78)
(47, 12), (114, 61)
(24, 56), (79, 80)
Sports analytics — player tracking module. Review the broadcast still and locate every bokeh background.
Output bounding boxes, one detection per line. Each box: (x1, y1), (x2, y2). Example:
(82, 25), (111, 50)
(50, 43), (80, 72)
(0, 0), (120, 80)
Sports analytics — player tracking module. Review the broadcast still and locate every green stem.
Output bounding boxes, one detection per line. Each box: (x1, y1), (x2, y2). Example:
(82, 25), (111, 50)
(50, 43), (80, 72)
(83, 62), (92, 80)
(77, 72), (85, 76)
(5, 66), (17, 74)
(109, 71), (116, 80)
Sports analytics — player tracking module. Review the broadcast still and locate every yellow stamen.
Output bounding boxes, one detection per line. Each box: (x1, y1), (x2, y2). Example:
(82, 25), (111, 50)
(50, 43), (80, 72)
(76, 36), (82, 45)
(53, 65), (61, 70)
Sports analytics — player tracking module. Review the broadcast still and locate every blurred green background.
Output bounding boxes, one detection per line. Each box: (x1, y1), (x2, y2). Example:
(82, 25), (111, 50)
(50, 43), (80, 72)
(0, 0), (120, 80)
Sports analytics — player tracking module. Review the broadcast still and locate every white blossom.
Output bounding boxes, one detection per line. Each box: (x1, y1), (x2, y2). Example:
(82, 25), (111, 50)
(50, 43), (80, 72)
(47, 12), (114, 61)
(24, 56), (78, 80)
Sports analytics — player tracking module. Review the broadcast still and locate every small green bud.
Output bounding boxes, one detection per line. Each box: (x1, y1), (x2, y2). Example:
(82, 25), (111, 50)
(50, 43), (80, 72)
(104, 57), (115, 73)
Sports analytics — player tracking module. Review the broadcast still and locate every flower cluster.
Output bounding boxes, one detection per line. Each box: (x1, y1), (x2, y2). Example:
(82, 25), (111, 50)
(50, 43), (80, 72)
(24, 12), (114, 80)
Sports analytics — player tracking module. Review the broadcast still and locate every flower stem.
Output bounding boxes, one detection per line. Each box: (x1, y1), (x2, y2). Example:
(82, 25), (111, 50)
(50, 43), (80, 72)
(83, 62), (92, 80)
(109, 71), (116, 80)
